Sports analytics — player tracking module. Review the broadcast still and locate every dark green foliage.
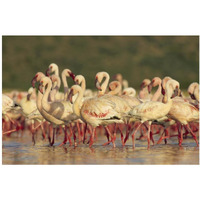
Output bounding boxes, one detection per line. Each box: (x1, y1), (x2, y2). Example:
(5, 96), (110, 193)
(2, 36), (199, 91)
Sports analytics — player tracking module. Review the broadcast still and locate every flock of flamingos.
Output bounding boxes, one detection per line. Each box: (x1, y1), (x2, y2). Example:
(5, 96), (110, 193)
(2, 63), (199, 149)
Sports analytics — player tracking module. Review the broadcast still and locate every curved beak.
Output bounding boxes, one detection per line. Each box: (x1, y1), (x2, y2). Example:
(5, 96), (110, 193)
(31, 77), (37, 88)
(171, 86), (179, 98)
(67, 89), (73, 103)
(69, 72), (75, 81)
(75, 80), (79, 85)
(95, 79), (102, 91)
(140, 82), (145, 90)
(190, 93), (195, 100)
(46, 68), (51, 77)
(161, 87), (165, 95)
(38, 84), (44, 94)
(148, 83), (153, 93)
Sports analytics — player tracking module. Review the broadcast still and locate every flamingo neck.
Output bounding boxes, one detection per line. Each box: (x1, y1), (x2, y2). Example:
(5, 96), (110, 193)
(50, 77), (61, 101)
(98, 72), (110, 96)
(73, 88), (83, 117)
(108, 83), (122, 95)
(62, 72), (69, 100)
(80, 78), (86, 92)
(42, 79), (52, 112)
(139, 86), (148, 99)
(151, 83), (162, 101)
(36, 91), (43, 112)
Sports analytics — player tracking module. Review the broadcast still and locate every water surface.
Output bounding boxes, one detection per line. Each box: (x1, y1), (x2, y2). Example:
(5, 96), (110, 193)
(2, 132), (199, 165)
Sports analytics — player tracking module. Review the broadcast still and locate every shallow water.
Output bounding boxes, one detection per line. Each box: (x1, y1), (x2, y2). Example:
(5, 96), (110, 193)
(2, 131), (199, 165)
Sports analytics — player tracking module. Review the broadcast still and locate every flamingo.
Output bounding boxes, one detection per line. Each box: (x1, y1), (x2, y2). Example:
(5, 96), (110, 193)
(127, 79), (180, 149)
(31, 72), (68, 146)
(61, 69), (75, 100)
(122, 87), (136, 97)
(95, 73), (133, 145)
(68, 85), (125, 147)
(39, 76), (79, 146)
(167, 96), (199, 147)
(188, 82), (199, 104)
(2, 94), (21, 134)
(138, 79), (152, 100)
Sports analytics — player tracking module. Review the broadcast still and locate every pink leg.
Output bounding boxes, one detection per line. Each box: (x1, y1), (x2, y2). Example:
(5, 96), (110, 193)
(131, 123), (142, 149)
(89, 127), (96, 148)
(76, 121), (82, 144)
(59, 126), (68, 147)
(105, 126), (115, 148)
(184, 124), (199, 147)
(83, 123), (88, 144)
(40, 122), (46, 140)
(68, 124), (74, 146)
(178, 123), (183, 147)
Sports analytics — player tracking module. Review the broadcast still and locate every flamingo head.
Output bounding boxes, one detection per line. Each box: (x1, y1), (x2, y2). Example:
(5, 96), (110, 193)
(31, 72), (45, 88)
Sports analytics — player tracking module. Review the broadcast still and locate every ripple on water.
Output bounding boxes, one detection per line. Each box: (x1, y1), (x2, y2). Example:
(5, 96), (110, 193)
(2, 132), (199, 165)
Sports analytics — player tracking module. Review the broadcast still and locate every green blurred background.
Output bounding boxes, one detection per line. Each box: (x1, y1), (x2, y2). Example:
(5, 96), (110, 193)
(2, 36), (199, 91)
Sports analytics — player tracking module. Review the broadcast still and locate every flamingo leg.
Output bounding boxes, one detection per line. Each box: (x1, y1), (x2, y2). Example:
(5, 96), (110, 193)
(40, 122), (46, 140)
(48, 124), (53, 145)
(184, 124), (199, 147)
(3, 128), (18, 135)
(146, 122), (152, 150)
(105, 126), (115, 148)
(31, 122), (36, 145)
(89, 127), (96, 148)
(50, 127), (57, 146)
(156, 127), (170, 144)
(131, 123), (142, 149)
(59, 126), (68, 147)
(117, 124), (125, 146)
(124, 122), (132, 144)
(178, 123), (183, 147)
(76, 121), (82, 144)
(68, 124), (74, 146)
(83, 123), (88, 144)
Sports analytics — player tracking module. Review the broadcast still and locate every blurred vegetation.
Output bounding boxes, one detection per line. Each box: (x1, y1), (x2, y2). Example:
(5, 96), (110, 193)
(2, 36), (199, 91)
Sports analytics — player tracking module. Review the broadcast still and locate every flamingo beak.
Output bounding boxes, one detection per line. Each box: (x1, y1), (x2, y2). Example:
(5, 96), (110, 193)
(38, 84), (44, 94)
(171, 87), (179, 98)
(69, 72), (75, 80)
(95, 79), (102, 91)
(190, 93), (195, 100)
(161, 87), (165, 95)
(148, 83), (153, 93)
(46, 68), (50, 77)
(140, 82), (145, 90)
(67, 90), (73, 103)
(31, 77), (37, 88)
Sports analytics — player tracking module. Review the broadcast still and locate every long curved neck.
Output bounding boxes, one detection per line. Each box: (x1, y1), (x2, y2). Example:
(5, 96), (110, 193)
(151, 83), (162, 101)
(98, 73), (110, 96)
(73, 89), (84, 117)
(80, 78), (86, 92)
(139, 86), (148, 99)
(194, 86), (199, 102)
(36, 90), (43, 111)
(62, 72), (69, 100)
(50, 77), (61, 101)
(164, 82), (173, 104)
(54, 68), (59, 77)
(42, 80), (52, 112)
(108, 83), (121, 95)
